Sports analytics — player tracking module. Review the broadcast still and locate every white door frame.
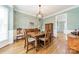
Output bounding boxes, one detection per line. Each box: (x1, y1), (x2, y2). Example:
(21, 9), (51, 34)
(55, 13), (67, 40)
(54, 16), (57, 37)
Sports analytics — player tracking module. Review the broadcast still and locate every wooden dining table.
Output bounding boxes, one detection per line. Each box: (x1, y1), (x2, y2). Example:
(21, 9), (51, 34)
(27, 32), (45, 52)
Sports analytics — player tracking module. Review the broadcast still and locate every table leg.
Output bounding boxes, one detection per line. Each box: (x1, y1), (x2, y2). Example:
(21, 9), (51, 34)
(24, 38), (26, 48)
(35, 37), (38, 52)
(26, 38), (28, 53)
(26, 41), (28, 53)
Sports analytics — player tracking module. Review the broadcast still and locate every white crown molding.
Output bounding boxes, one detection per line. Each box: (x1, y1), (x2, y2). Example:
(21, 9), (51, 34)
(14, 8), (46, 19)
(14, 8), (36, 17)
(45, 5), (79, 19)
(14, 6), (79, 19)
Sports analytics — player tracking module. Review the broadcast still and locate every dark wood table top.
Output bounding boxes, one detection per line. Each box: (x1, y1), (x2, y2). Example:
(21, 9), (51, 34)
(27, 32), (45, 38)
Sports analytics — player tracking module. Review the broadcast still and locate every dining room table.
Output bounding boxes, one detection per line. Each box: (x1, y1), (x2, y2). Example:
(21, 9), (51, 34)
(26, 31), (45, 52)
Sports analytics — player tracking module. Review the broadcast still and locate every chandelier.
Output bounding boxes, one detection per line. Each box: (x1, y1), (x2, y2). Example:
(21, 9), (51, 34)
(37, 5), (43, 19)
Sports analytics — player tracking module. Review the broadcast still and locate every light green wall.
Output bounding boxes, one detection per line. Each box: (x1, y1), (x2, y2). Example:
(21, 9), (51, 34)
(57, 7), (79, 30)
(44, 7), (79, 31)
(14, 6), (79, 32)
(14, 11), (39, 29)
(42, 16), (55, 31)
(67, 7), (79, 30)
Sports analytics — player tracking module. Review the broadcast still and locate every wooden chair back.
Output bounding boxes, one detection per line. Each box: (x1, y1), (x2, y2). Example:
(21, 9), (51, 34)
(24, 29), (28, 48)
(17, 28), (22, 34)
(45, 32), (51, 41)
(24, 29), (28, 38)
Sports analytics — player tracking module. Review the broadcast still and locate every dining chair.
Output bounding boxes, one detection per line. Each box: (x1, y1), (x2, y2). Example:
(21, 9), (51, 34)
(39, 32), (51, 48)
(15, 28), (24, 41)
(24, 29), (36, 53)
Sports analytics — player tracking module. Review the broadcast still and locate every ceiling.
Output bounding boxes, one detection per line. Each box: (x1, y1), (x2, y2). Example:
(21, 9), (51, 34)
(14, 5), (75, 17)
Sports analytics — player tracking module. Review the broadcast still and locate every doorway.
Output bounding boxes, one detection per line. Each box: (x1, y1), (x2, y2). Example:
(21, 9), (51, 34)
(55, 13), (67, 40)
(57, 21), (65, 33)
(57, 21), (66, 40)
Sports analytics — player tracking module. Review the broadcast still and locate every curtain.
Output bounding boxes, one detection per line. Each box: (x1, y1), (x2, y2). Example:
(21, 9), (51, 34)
(0, 6), (8, 42)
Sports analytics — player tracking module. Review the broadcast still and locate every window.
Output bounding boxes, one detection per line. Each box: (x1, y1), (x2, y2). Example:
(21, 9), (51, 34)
(0, 6), (9, 42)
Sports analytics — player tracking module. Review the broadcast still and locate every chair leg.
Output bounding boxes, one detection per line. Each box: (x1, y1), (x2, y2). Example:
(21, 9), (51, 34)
(25, 38), (29, 53)
(44, 41), (46, 48)
(26, 43), (28, 53)
(35, 38), (38, 52)
(50, 37), (51, 43)
(48, 40), (50, 46)
(24, 39), (26, 48)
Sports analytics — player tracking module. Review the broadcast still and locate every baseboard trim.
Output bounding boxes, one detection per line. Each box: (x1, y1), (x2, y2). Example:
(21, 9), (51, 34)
(0, 40), (9, 48)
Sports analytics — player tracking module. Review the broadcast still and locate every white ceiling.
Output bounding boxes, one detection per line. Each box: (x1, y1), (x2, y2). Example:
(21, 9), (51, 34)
(14, 5), (75, 17)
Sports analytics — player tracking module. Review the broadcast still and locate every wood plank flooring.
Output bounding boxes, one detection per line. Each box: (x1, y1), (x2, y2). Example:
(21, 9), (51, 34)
(0, 33), (70, 54)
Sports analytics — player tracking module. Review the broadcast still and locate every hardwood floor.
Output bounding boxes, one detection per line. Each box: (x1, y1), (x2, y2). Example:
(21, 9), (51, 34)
(0, 39), (55, 54)
(0, 33), (69, 54)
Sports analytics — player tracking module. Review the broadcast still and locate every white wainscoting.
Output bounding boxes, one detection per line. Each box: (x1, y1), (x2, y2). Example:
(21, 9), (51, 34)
(0, 30), (13, 48)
